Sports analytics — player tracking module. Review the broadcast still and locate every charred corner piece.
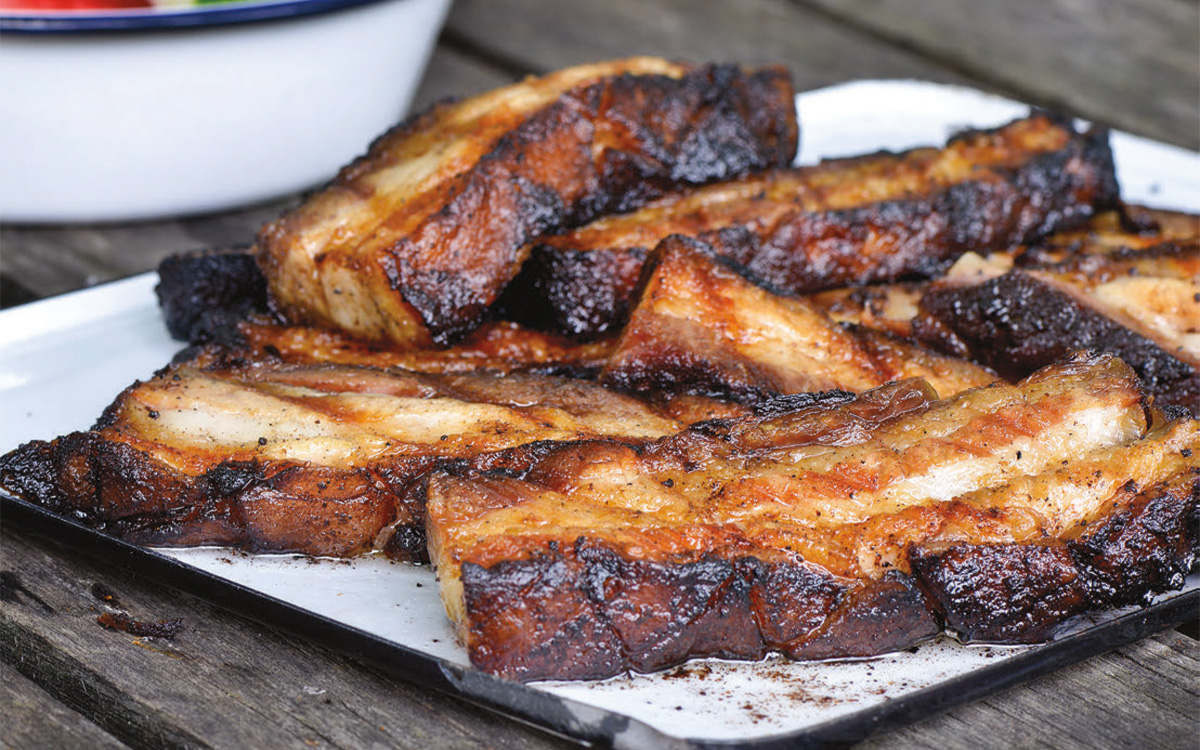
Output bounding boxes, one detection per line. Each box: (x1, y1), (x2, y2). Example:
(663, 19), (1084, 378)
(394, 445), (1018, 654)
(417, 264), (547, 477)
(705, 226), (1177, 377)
(599, 235), (996, 403)
(915, 241), (1200, 413)
(155, 246), (269, 342)
(257, 57), (799, 347)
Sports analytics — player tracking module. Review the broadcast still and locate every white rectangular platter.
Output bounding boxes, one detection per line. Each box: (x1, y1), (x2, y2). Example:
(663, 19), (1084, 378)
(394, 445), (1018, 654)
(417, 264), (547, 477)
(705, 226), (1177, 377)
(2, 80), (1198, 748)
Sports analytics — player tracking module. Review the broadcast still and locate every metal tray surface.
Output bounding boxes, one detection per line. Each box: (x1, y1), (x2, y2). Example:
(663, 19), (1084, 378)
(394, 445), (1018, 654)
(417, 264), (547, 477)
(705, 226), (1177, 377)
(2, 80), (1198, 748)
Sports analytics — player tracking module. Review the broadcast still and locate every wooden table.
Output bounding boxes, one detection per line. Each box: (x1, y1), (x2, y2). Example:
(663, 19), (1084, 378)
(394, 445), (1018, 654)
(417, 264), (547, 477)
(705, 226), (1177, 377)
(3, 1), (1198, 747)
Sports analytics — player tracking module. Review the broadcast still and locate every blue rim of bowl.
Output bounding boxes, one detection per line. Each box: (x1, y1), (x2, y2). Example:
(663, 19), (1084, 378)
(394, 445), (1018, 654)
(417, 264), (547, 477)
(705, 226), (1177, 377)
(0, 0), (398, 33)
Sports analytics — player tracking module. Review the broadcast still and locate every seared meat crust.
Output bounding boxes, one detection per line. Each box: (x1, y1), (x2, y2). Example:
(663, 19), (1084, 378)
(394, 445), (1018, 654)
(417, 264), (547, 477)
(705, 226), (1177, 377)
(912, 467), (1198, 643)
(599, 235), (996, 402)
(0, 350), (681, 558)
(156, 246), (269, 341)
(257, 58), (798, 347)
(426, 354), (1195, 681)
(500, 113), (1119, 338)
(916, 242), (1200, 412)
(227, 317), (615, 379)
(804, 205), (1200, 336)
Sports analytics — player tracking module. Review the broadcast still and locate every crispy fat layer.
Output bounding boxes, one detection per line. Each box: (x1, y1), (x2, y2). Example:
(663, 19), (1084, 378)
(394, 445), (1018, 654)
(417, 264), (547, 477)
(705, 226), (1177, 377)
(424, 354), (1192, 680)
(257, 59), (798, 346)
(0, 349), (681, 558)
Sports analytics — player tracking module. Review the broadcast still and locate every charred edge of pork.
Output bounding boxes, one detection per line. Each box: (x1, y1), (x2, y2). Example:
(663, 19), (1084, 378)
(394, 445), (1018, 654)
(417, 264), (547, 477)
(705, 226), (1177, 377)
(496, 115), (1119, 340)
(385, 64), (798, 345)
(911, 470), (1199, 643)
(0, 433), (432, 558)
(155, 246), (270, 343)
(734, 119), (1119, 292)
(460, 538), (940, 681)
(914, 269), (1200, 413)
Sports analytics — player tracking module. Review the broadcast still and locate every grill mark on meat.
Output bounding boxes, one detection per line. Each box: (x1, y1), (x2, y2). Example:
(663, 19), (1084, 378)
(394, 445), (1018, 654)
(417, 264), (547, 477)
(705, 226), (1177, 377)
(498, 112), (1118, 339)
(424, 353), (1185, 681)
(257, 59), (798, 347)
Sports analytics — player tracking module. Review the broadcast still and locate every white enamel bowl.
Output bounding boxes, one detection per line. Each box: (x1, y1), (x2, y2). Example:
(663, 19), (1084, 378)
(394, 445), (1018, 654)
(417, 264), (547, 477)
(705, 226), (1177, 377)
(0, 0), (451, 222)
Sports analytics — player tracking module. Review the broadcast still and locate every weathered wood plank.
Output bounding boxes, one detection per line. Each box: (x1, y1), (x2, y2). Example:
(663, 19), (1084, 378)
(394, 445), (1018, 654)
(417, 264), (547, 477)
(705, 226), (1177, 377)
(442, 0), (973, 90)
(798, 0), (1200, 149)
(0, 201), (289, 300)
(411, 45), (520, 111)
(856, 631), (1200, 750)
(0, 524), (577, 750)
(0, 659), (130, 750)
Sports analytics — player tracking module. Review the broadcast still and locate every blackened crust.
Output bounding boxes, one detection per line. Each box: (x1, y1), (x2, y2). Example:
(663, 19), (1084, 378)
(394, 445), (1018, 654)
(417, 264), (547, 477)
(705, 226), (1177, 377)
(461, 540), (938, 681)
(155, 247), (268, 342)
(496, 245), (650, 340)
(0, 433), (427, 558)
(910, 471), (1199, 643)
(501, 116), (1119, 339)
(915, 270), (1200, 413)
(363, 64), (797, 345)
(739, 122), (1117, 290)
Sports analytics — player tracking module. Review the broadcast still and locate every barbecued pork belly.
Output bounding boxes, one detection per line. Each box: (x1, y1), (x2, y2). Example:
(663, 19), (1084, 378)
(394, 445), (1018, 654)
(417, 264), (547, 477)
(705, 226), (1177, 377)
(1016, 204), (1200, 266)
(498, 112), (1119, 338)
(216, 317), (616, 378)
(912, 421), (1199, 643)
(806, 206), (1200, 337)
(599, 236), (996, 403)
(425, 353), (1198, 681)
(256, 58), (798, 347)
(916, 241), (1200, 412)
(0, 349), (682, 559)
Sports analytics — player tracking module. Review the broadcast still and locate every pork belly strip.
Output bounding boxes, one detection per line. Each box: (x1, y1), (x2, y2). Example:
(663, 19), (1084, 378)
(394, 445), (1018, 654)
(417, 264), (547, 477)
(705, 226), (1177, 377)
(498, 112), (1119, 338)
(256, 58), (798, 347)
(912, 453), (1199, 644)
(1015, 204), (1200, 266)
(804, 205), (1200, 337)
(0, 350), (681, 558)
(207, 318), (617, 379)
(599, 235), (996, 403)
(915, 242), (1200, 413)
(426, 353), (1173, 680)
(156, 250), (616, 376)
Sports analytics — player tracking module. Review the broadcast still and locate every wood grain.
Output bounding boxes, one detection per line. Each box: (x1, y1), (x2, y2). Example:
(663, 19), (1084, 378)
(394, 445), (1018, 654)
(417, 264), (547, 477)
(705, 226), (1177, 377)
(799, 0), (1200, 149)
(0, 524), (576, 750)
(856, 631), (1199, 749)
(443, 0), (973, 89)
(0, 660), (129, 750)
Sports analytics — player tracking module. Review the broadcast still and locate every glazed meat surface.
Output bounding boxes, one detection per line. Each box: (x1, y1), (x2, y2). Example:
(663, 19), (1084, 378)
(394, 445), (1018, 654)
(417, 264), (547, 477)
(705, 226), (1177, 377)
(6, 57), (1197, 687)
(425, 353), (1198, 680)
(0, 348), (682, 559)
(257, 58), (798, 347)
(600, 235), (996, 402)
(499, 112), (1119, 338)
